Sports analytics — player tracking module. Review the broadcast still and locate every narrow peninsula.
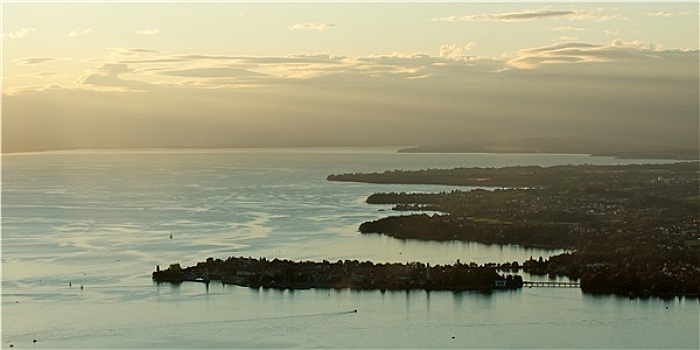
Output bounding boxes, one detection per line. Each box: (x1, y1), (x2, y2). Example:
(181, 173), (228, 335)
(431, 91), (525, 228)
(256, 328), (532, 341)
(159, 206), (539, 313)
(153, 256), (523, 291)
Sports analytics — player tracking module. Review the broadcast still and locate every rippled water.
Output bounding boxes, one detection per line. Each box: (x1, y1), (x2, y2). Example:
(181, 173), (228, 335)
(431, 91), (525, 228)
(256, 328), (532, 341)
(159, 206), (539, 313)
(2, 148), (697, 349)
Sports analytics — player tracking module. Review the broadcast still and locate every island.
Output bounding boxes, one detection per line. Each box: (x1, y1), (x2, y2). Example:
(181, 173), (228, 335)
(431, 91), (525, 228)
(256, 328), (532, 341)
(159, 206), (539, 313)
(153, 256), (523, 291)
(328, 162), (700, 298)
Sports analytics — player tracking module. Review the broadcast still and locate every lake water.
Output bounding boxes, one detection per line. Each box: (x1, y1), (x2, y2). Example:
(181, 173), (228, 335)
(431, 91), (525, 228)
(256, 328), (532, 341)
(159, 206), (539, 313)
(2, 148), (698, 349)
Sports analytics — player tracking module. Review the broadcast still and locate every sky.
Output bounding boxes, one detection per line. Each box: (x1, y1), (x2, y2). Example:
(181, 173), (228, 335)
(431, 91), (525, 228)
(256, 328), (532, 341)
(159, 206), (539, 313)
(2, 1), (698, 152)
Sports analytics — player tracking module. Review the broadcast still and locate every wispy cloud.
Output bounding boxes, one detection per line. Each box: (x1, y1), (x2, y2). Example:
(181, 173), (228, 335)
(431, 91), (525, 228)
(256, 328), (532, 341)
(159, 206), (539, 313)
(156, 67), (265, 78)
(289, 23), (336, 31)
(6, 27), (36, 39)
(438, 42), (476, 60)
(111, 48), (164, 56)
(136, 28), (160, 35)
(647, 11), (674, 18)
(20, 71), (69, 78)
(507, 40), (673, 69)
(549, 26), (588, 32)
(435, 10), (595, 22)
(646, 11), (690, 18)
(77, 63), (149, 91)
(69, 28), (94, 38)
(610, 39), (648, 49)
(558, 36), (579, 41)
(13, 56), (55, 65)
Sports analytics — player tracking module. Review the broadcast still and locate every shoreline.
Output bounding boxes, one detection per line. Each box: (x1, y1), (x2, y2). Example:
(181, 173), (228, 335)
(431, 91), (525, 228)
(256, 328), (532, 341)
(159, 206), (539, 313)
(2, 145), (697, 160)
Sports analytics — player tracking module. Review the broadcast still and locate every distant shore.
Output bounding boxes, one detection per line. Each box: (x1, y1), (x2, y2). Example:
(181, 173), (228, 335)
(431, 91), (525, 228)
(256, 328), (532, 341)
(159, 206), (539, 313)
(3, 145), (698, 160)
(398, 145), (699, 160)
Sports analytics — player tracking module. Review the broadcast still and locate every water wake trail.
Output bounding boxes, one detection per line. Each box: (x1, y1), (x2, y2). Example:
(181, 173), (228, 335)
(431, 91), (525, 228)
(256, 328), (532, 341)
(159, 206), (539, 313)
(171, 309), (359, 326)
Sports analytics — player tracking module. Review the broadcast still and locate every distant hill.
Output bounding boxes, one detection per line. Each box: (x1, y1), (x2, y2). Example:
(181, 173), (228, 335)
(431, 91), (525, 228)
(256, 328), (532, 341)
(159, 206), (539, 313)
(398, 138), (699, 160)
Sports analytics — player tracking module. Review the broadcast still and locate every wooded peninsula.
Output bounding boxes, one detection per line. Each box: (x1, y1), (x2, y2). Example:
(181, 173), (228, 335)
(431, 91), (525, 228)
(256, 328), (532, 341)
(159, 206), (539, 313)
(328, 162), (700, 297)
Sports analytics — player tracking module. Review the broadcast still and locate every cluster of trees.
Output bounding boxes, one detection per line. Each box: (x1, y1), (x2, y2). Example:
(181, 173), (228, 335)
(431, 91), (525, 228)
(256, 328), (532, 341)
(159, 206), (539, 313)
(153, 263), (184, 282)
(359, 213), (577, 248)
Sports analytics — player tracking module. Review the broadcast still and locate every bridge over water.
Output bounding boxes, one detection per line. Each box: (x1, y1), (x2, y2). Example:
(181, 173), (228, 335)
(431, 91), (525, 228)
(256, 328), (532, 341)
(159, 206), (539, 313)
(523, 281), (580, 288)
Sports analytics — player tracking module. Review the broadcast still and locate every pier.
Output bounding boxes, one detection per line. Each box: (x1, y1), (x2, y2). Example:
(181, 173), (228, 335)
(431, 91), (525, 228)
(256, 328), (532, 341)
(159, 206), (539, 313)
(523, 281), (580, 288)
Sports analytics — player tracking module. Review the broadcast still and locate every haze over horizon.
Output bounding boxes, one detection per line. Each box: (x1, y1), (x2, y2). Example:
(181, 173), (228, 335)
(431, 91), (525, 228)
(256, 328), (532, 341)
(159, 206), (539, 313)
(3, 1), (698, 153)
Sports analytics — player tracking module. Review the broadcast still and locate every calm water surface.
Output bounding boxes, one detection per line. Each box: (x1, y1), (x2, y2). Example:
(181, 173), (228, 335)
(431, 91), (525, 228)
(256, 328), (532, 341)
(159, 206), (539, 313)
(2, 148), (698, 349)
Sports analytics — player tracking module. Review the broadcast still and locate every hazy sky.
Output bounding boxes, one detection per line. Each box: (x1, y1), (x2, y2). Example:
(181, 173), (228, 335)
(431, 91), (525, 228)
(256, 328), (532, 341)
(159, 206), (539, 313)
(3, 1), (698, 152)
